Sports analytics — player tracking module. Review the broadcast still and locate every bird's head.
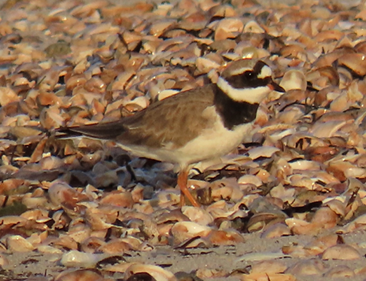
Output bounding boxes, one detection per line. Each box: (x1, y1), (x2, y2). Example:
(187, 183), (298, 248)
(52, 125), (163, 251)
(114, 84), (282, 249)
(217, 59), (284, 104)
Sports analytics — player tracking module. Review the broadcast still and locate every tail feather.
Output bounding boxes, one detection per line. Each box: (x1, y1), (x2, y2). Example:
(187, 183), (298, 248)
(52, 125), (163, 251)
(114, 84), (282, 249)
(56, 121), (125, 140)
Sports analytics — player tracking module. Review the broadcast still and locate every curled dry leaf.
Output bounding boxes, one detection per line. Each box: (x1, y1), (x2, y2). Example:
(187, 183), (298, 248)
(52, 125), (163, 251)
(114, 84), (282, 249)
(170, 221), (211, 244)
(286, 259), (327, 276)
(260, 223), (291, 239)
(6, 235), (35, 252)
(207, 229), (244, 245)
(250, 260), (288, 274)
(279, 69), (306, 92)
(322, 244), (361, 260)
(54, 269), (105, 281)
(0, 87), (20, 106)
(61, 250), (104, 268)
(323, 265), (355, 278)
(338, 53), (366, 76)
(240, 272), (296, 281)
(48, 182), (90, 210)
(124, 264), (177, 281)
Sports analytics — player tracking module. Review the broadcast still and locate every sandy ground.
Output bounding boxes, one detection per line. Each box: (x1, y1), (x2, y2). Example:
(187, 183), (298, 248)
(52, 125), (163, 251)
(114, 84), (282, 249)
(0, 0), (365, 280)
(1, 229), (366, 280)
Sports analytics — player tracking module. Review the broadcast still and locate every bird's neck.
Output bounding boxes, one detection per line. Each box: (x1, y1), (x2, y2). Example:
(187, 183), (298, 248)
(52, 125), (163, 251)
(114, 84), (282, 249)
(213, 84), (259, 130)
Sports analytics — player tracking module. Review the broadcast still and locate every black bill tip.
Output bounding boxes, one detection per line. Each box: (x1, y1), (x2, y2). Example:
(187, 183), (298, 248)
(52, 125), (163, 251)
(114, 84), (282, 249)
(268, 80), (285, 92)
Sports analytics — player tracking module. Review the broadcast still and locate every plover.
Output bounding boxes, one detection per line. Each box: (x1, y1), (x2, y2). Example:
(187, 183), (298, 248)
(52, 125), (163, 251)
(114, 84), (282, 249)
(60, 59), (284, 207)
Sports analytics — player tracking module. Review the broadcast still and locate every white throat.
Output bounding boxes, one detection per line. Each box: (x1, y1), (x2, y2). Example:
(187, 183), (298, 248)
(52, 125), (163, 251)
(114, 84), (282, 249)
(217, 77), (271, 104)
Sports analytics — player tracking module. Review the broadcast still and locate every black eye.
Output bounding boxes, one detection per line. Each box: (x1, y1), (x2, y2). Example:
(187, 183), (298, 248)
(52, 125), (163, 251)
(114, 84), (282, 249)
(243, 71), (254, 80)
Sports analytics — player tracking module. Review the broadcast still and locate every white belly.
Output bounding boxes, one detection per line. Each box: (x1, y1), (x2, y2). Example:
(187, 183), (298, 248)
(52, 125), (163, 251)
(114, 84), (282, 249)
(171, 122), (253, 166)
(120, 108), (255, 168)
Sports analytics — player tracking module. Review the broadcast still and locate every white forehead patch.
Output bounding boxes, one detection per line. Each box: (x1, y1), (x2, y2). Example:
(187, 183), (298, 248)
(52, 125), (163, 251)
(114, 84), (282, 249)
(257, 65), (272, 79)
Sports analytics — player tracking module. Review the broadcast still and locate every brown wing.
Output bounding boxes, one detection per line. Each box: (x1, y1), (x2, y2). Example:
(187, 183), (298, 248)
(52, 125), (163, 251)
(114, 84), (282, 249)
(65, 84), (217, 149)
(118, 84), (216, 148)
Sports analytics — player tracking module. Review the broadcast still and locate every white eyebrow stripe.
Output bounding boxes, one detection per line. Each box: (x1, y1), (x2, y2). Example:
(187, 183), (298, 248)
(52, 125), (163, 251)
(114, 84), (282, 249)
(227, 65), (272, 79)
(229, 67), (252, 76)
(217, 77), (272, 104)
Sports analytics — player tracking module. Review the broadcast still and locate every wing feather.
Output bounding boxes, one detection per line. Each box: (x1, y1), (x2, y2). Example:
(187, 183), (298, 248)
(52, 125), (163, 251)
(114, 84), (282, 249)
(64, 84), (217, 149)
(117, 84), (216, 148)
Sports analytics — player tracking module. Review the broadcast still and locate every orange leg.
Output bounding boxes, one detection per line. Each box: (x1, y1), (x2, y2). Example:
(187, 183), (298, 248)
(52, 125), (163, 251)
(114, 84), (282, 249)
(177, 168), (200, 207)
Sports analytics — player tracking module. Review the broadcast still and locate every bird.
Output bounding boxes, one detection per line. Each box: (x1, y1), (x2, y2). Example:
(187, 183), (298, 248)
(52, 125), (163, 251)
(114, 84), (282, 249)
(59, 59), (284, 207)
